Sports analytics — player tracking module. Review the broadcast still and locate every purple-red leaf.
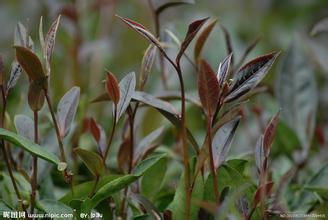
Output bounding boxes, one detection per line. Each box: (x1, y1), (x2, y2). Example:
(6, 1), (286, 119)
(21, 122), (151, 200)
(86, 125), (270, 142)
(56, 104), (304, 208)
(176, 17), (208, 63)
(27, 79), (46, 111)
(45, 15), (61, 67)
(90, 117), (101, 143)
(255, 134), (265, 173)
(263, 111), (280, 156)
(252, 181), (274, 209)
(14, 46), (46, 82)
(225, 51), (279, 102)
(105, 71), (120, 105)
(194, 18), (218, 62)
(155, 0), (194, 15)
(198, 60), (220, 117)
(217, 53), (232, 90)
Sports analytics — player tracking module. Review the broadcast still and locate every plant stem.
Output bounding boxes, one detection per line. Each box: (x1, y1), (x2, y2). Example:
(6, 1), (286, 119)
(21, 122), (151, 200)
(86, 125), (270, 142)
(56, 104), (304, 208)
(30, 111), (39, 215)
(103, 105), (117, 164)
(127, 107), (134, 173)
(1, 86), (23, 209)
(207, 116), (220, 204)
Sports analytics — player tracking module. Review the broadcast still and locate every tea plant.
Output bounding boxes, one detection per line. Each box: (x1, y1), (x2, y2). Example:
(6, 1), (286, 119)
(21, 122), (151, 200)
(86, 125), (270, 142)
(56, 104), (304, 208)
(0, 1), (327, 220)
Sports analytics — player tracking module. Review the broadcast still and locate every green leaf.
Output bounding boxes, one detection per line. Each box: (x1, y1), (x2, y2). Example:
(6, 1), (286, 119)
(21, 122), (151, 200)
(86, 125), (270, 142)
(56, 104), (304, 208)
(74, 148), (104, 176)
(0, 128), (60, 165)
(169, 167), (204, 220)
(141, 157), (167, 200)
(116, 72), (136, 122)
(14, 46), (46, 81)
(57, 87), (80, 138)
(305, 164), (328, 199)
(60, 175), (121, 204)
(37, 200), (73, 220)
(0, 200), (13, 217)
(133, 153), (167, 176)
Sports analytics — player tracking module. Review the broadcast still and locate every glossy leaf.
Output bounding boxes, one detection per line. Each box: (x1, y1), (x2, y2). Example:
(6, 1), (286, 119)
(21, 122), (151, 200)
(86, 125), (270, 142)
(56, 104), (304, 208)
(194, 18), (218, 62)
(212, 116), (240, 168)
(225, 52), (279, 102)
(28, 79), (45, 111)
(263, 111), (280, 156)
(139, 44), (157, 90)
(45, 15), (61, 66)
(57, 87), (80, 138)
(105, 71), (120, 105)
(135, 126), (165, 160)
(141, 156), (166, 199)
(133, 153), (167, 176)
(176, 17), (208, 63)
(74, 148), (104, 176)
(37, 199), (73, 220)
(217, 53), (232, 90)
(0, 128), (60, 165)
(155, 0), (194, 15)
(116, 72), (136, 122)
(132, 91), (178, 115)
(198, 60), (220, 117)
(14, 115), (34, 141)
(275, 38), (318, 151)
(14, 46), (45, 81)
(252, 181), (274, 209)
(255, 135), (265, 172)
(6, 62), (22, 95)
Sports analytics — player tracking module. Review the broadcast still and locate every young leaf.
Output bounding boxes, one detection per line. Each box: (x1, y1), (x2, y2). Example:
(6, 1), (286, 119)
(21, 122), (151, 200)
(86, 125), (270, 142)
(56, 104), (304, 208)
(225, 51), (279, 102)
(14, 22), (28, 47)
(105, 71), (120, 105)
(176, 17), (209, 63)
(74, 148), (104, 176)
(194, 18), (218, 62)
(28, 79), (45, 111)
(116, 15), (163, 52)
(14, 46), (46, 82)
(252, 182), (274, 209)
(155, 0), (194, 15)
(6, 62), (22, 95)
(14, 115), (34, 140)
(139, 44), (157, 90)
(263, 111), (280, 156)
(116, 72), (136, 122)
(198, 60), (220, 117)
(89, 118), (107, 155)
(39, 16), (45, 53)
(0, 128), (60, 165)
(212, 116), (241, 168)
(45, 15), (61, 67)
(91, 92), (111, 103)
(57, 86), (80, 138)
(217, 53), (232, 89)
(135, 126), (165, 160)
(255, 135), (265, 172)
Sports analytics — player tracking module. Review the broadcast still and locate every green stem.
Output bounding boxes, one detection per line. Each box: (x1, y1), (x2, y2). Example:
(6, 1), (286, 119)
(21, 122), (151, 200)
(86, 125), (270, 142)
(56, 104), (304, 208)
(103, 105), (117, 164)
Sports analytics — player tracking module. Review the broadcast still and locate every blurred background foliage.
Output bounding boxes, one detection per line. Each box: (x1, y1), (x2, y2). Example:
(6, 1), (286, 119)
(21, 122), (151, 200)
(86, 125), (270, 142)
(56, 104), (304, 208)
(0, 0), (328, 217)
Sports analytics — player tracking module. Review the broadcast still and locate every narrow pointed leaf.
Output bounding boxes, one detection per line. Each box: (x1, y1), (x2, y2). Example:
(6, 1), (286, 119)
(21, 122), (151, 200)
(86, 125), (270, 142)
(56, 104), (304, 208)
(105, 71), (120, 105)
(116, 15), (163, 52)
(132, 91), (177, 115)
(225, 51), (279, 102)
(198, 60), (220, 117)
(194, 18), (218, 62)
(217, 53), (232, 89)
(45, 15), (61, 66)
(220, 25), (234, 66)
(176, 17), (208, 63)
(255, 135), (265, 172)
(74, 148), (104, 176)
(139, 44), (157, 90)
(14, 22), (28, 47)
(6, 62), (22, 95)
(131, 193), (162, 220)
(91, 92), (110, 103)
(212, 116), (241, 168)
(57, 87), (80, 137)
(39, 16), (45, 53)
(155, 0), (194, 15)
(263, 111), (280, 156)
(252, 182), (274, 209)
(0, 128), (60, 165)
(116, 72), (136, 122)
(89, 118), (107, 155)
(14, 46), (46, 81)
